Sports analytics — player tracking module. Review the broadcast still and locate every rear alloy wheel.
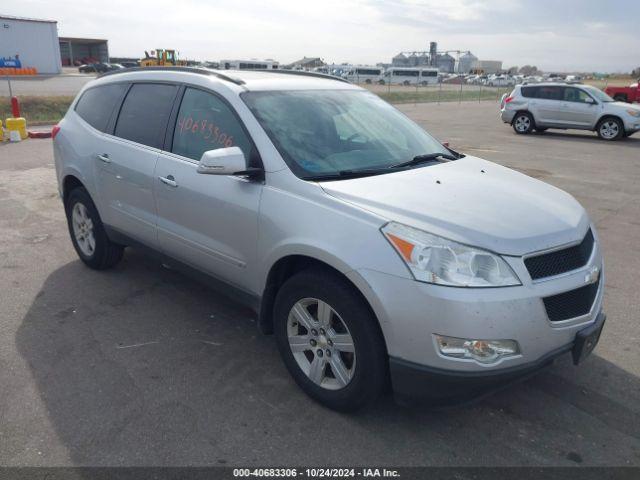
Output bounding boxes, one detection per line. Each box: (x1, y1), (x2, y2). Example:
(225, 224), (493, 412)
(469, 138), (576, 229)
(513, 112), (534, 134)
(65, 187), (124, 269)
(597, 117), (624, 141)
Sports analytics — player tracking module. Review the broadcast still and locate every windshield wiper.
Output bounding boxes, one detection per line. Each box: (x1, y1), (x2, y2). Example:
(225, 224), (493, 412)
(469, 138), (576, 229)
(302, 168), (391, 181)
(390, 152), (458, 169)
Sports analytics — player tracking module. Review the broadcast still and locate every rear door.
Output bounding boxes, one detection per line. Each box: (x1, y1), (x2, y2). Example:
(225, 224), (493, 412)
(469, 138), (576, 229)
(530, 86), (564, 125)
(72, 82), (128, 212)
(96, 82), (178, 248)
(154, 86), (263, 289)
(558, 87), (599, 127)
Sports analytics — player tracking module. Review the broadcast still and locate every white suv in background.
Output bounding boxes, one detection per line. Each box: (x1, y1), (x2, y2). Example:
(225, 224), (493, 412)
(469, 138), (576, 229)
(53, 68), (606, 411)
(501, 83), (640, 140)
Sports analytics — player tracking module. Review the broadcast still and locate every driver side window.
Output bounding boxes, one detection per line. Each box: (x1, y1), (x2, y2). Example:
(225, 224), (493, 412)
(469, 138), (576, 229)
(563, 87), (593, 103)
(171, 88), (254, 162)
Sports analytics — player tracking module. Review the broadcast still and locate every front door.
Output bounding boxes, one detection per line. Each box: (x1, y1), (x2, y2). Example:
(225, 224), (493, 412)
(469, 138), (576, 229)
(557, 87), (600, 128)
(154, 87), (263, 289)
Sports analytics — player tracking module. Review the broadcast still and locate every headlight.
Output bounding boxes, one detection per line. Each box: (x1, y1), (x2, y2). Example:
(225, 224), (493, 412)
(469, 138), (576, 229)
(626, 109), (640, 118)
(381, 222), (521, 287)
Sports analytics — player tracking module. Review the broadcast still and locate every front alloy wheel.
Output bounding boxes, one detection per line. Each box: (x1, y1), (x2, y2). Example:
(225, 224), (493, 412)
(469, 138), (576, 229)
(287, 298), (356, 390)
(274, 268), (387, 411)
(597, 118), (623, 140)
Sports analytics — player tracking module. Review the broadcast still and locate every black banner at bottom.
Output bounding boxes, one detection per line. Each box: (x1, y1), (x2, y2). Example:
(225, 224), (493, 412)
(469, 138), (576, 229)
(0, 467), (638, 480)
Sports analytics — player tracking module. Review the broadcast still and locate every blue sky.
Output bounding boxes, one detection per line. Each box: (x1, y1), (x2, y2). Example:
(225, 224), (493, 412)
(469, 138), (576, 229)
(5, 0), (639, 72)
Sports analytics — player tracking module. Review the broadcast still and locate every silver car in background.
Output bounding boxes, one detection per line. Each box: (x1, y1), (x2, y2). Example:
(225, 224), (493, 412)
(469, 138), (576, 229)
(501, 83), (640, 140)
(53, 68), (606, 411)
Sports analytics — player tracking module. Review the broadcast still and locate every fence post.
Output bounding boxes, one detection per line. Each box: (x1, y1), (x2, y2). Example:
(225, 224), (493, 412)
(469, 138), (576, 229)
(438, 80), (441, 104)
(458, 79), (463, 103)
(6, 75), (12, 97)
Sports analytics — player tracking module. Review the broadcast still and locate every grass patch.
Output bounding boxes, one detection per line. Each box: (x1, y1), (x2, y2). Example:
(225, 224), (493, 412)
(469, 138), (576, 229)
(0, 95), (73, 126)
(377, 87), (512, 104)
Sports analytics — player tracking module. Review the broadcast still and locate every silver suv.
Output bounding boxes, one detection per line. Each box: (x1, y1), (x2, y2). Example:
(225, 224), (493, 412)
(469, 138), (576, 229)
(501, 83), (640, 140)
(53, 68), (606, 411)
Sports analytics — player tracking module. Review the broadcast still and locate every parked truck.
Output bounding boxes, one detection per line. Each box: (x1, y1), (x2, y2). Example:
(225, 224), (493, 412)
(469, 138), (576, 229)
(605, 80), (640, 103)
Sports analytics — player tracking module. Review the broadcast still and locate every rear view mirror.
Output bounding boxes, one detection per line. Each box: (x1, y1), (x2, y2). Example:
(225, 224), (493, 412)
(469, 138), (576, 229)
(197, 147), (263, 180)
(585, 97), (596, 105)
(198, 147), (245, 175)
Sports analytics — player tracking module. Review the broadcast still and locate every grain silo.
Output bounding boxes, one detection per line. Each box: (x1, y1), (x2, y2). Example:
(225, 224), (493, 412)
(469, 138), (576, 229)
(457, 52), (478, 74)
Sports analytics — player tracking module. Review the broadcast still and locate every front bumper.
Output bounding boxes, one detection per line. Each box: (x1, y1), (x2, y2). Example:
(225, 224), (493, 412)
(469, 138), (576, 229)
(389, 312), (605, 405)
(622, 114), (640, 134)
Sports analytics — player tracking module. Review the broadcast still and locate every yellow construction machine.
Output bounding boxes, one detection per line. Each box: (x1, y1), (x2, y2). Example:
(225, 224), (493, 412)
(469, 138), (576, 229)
(140, 49), (187, 67)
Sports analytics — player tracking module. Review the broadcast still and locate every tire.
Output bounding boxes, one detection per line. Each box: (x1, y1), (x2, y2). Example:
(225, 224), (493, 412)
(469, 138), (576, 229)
(365, 79), (372, 84)
(378, 79), (385, 85)
(512, 112), (535, 134)
(596, 117), (624, 141)
(403, 80), (410, 86)
(274, 268), (387, 412)
(65, 187), (124, 269)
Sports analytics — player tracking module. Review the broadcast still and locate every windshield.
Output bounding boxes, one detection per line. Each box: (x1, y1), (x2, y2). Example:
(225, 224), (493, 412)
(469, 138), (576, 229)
(584, 86), (614, 102)
(241, 90), (450, 179)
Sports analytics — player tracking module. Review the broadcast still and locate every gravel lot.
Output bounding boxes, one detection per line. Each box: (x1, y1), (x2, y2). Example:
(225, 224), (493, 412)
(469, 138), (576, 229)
(0, 102), (638, 467)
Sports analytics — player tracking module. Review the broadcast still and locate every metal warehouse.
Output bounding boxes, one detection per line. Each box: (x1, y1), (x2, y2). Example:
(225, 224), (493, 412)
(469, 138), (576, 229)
(0, 15), (62, 74)
(59, 37), (109, 66)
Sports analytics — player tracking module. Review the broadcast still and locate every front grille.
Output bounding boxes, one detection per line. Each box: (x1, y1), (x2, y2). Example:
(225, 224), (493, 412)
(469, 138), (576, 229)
(543, 277), (600, 322)
(525, 229), (594, 280)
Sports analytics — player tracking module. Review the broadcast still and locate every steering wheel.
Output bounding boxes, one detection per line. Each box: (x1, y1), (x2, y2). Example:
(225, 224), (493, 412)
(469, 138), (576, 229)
(346, 132), (368, 143)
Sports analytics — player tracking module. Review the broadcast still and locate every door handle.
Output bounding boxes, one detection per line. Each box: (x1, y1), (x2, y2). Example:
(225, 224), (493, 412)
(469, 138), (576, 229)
(159, 175), (178, 188)
(97, 153), (111, 163)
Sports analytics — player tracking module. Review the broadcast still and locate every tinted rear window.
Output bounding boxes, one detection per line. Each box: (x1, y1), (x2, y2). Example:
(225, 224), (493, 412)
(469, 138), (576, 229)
(114, 83), (178, 148)
(75, 84), (128, 132)
(520, 86), (562, 100)
(537, 86), (563, 100)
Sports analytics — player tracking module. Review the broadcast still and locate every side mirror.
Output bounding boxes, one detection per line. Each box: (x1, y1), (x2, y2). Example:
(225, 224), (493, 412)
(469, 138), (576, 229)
(584, 97), (596, 105)
(197, 147), (261, 179)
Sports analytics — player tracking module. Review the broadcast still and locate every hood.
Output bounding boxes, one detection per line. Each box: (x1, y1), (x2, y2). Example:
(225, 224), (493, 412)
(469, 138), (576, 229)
(611, 101), (640, 112)
(320, 156), (589, 256)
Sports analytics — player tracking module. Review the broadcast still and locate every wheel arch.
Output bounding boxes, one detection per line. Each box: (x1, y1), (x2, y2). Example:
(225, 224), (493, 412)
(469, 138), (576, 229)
(258, 254), (387, 355)
(62, 174), (85, 204)
(596, 113), (624, 126)
(511, 109), (535, 126)
(61, 172), (107, 221)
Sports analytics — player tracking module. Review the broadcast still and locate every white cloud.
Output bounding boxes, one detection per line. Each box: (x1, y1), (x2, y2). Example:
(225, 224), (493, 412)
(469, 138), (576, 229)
(3, 0), (639, 72)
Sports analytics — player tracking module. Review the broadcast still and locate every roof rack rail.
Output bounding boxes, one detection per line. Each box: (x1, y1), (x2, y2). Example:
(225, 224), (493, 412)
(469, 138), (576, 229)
(254, 69), (351, 84)
(97, 66), (245, 85)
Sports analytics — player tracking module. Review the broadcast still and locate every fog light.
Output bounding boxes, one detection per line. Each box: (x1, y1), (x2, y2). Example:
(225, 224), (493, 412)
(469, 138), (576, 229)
(435, 335), (520, 364)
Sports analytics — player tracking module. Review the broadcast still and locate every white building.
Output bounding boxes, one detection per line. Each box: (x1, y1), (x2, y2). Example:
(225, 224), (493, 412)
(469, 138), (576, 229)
(0, 15), (62, 74)
(476, 60), (503, 74)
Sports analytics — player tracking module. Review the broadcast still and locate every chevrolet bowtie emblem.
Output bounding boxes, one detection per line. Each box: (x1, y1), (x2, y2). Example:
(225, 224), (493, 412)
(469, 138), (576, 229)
(585, 266), (600, 285)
